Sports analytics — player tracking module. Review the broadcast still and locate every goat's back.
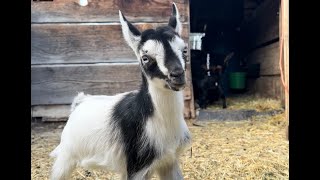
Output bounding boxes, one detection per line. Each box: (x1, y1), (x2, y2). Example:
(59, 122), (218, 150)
(51, 92), (132, 172)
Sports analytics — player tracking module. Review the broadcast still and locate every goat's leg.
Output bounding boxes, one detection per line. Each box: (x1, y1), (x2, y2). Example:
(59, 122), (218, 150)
(221, 94), (227, 109)
(199, 88), (208, 109)
(126, 168), (150, 180)
(218, 86), (227, 109)
(157, 160), (184, 180)
(50, 153), (76, 180)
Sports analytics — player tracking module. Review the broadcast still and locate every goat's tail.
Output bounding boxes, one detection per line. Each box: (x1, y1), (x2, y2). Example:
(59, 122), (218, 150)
(50, 145), (61, 158)
(70, 92), (87, 112)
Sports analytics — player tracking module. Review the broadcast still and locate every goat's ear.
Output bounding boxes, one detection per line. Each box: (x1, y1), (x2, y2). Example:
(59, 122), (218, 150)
(168, 2), (182, 36)
(215, 65), (223, 74)
(119, 10), (141, 52)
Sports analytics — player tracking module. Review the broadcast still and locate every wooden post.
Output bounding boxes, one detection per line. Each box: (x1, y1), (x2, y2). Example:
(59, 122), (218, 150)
(280, 0), (289, 139)
(183, 0), (196, 120)
(284, 0), (289, 139)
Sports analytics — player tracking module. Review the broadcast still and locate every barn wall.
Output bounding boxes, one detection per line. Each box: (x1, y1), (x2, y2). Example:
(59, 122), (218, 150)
(240, 0), (284, 102)
(31, 0), (194, 120)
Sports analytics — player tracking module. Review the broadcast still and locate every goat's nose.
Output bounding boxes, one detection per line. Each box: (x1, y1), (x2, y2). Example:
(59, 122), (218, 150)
(170, 69), (184, 78)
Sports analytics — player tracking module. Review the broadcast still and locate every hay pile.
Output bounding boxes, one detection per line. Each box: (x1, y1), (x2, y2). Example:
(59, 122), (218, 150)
(207, 95), (283, 112)
(32, 96), (288, 180)
(182, 113), (288, 179)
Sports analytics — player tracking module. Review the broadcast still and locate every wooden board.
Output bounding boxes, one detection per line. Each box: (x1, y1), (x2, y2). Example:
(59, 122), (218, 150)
(31, 0), (189, 23)
(31, 63), (141, 105)
(247, 75), (284, 100)
(283, 0), (289, 123)
(31, 23), (189, 65)
(184, 63), (195, 119)
(280, 0), (289, 133)
(241, 0), (279, 51)
(32, 105), (70, 121)
(246, 41), (279, 75)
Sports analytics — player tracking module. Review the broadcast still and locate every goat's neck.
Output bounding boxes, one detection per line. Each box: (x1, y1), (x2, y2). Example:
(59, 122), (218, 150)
(139, 76), (186, 149)
(147, 83), (184, 123)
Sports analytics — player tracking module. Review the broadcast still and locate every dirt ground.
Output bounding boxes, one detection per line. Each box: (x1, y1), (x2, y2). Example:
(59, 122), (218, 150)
(31, 96), (289, 180)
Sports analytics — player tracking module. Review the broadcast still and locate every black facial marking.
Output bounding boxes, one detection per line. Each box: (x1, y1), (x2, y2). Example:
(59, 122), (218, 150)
(143, 59), (167, 80)
(138, 26), (179, 49)
(163, 39), (182, 73)
(137, 26), (183, 82)
(111, 77), (157, 177)
(138, 26), (183, 79)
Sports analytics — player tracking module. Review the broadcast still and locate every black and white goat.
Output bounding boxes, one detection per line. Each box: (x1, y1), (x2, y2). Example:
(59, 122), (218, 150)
(50, 3), (191, 180)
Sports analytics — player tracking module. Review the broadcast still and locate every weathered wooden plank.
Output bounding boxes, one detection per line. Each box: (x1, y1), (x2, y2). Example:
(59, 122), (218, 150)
(247, 75), (284, 100)
(246, 42), (279, 75)
(31, 23), (189, 65)
(184, 63), (194, 119)
(241, 0), (279, 51)
(32, 105), (70, 121)
(182, 9), (195, 119)
(31, 0), (189, 23)
(280, 0), (289, 127)
(31, 63), (142, 105)
(283, 0), (289, 123)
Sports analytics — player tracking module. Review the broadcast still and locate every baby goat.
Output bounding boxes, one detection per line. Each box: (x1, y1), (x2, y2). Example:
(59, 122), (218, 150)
(50, 3), (191, 180)
(197, 65), (227, 109)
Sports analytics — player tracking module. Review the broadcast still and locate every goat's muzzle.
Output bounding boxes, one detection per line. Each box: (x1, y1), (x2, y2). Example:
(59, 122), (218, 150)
(166, 69), (186, 91)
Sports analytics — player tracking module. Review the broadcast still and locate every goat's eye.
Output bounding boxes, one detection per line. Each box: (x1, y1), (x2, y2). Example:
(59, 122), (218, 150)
(183, 47), (187, 54)
(141, 55), (149, 64)
(182, 47), (188, 61)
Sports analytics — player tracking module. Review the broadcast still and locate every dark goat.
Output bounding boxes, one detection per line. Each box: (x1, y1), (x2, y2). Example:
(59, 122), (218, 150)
(191, 51), (233, 110)
(197, 65), (227, 109)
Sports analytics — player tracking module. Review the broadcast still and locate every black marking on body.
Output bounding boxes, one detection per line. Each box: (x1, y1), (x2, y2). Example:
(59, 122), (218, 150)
(111, 77), (157, 177)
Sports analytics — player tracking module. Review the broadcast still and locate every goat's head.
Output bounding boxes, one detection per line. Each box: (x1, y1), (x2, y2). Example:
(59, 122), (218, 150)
(200, 65), (222, 89)
(119, 3), (186, 91)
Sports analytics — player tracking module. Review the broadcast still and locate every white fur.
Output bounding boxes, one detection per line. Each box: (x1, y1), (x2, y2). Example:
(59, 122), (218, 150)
(140, 40), (168, 76)
(70, 92), (86, 112)
(169, 37), (186, 70)
(144, 84), (190, 156)
(50, 92), (131, 179)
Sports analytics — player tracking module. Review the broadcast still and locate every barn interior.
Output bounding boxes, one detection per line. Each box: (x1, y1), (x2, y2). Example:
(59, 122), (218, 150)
(189, 0), (283, 111)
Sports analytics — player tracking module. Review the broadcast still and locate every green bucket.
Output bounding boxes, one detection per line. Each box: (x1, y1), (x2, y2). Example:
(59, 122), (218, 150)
(229, 72), (246, 89)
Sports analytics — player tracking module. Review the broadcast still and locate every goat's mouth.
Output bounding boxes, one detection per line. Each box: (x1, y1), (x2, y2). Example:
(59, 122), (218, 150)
(165, 79), (186, 91)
